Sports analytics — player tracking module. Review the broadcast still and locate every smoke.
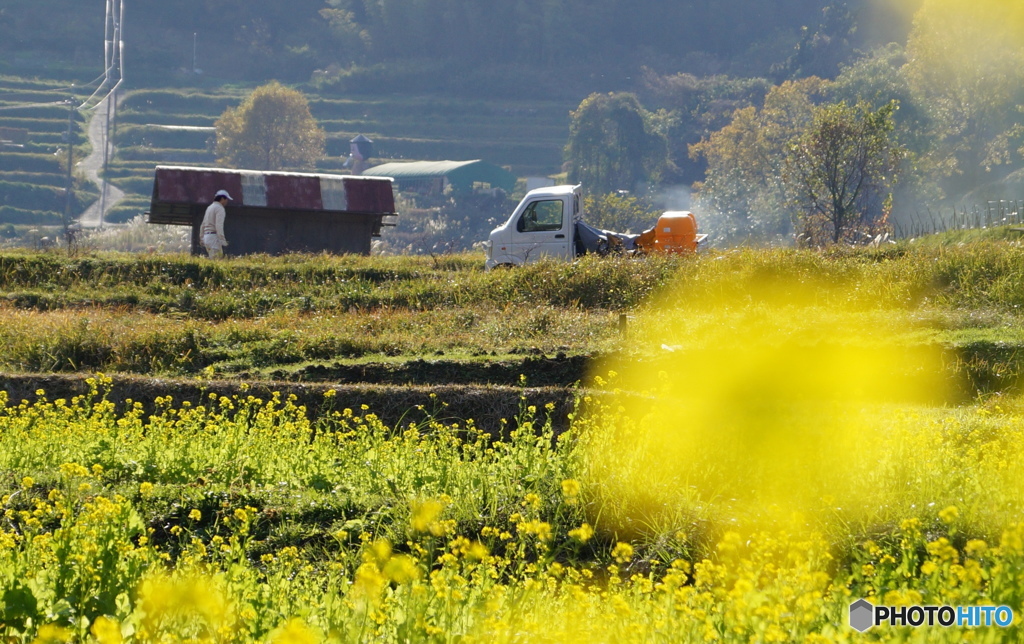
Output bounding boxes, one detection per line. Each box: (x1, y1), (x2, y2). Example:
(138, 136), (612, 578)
(651, 184), (693, 212)
(651, 185), (737, 248)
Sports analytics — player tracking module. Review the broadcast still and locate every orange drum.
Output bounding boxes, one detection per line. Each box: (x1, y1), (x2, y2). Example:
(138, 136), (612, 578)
(652, 211), (706, 253)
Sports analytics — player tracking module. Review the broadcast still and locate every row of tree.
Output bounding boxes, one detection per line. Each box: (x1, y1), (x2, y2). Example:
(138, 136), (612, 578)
(210, 0), (1024, 247)
(1, 0), (890, 89)
(563, 0), (1024, 245)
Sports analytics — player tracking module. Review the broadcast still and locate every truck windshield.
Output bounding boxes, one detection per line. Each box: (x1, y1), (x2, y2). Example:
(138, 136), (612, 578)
(517, 200), (563, 232)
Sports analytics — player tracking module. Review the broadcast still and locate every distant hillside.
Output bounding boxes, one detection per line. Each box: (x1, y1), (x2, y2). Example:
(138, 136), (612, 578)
(0, 0), (914, 91)
(0, 0), (922, 231)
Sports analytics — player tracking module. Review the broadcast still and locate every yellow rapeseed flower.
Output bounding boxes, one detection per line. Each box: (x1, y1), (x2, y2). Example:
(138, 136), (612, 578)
(410, 499), (444, 534)
(612, 542), (634, 563)
(188, 509), (202, 521)
(569, 523), (594, 543)
(267, 618), (318, 644)
(561, 479), (581, 500)
(939, 505), (960, 525)
(383, 554), (420, 583)
(965, 539), (988, 557)
(90, 616), (122, 644)
(31, 623), (72, 644)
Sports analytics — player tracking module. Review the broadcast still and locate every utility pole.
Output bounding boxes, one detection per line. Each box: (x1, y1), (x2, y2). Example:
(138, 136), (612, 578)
(64, 98), (75, 246)
(193, 33), (197, 73)
(99, 93), (112, 229)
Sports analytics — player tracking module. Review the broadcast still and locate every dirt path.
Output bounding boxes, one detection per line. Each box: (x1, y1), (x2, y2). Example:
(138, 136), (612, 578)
(78, 92), (124, 228)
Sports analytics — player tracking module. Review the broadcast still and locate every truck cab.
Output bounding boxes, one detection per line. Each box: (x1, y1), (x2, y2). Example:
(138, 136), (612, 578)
(484, 185), (581, 269)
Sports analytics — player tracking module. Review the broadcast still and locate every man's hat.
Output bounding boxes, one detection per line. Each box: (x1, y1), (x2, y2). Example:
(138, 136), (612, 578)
(215, 189), (233, 200)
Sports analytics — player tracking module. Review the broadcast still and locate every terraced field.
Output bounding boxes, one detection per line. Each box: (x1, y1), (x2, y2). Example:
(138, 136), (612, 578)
(0, 76), (94, 229)
(2, 75), (576, 231)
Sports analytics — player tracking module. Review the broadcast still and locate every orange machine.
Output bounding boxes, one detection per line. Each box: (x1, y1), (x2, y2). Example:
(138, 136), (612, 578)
(635, 211), (708, 254)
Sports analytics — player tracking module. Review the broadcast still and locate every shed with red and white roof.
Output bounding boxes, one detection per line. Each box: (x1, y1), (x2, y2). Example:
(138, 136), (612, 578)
(146, 165), (397, 256)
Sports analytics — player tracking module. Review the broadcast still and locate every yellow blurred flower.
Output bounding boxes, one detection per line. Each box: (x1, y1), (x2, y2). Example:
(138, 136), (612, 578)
(90, 616), (122, 644)
(410, 499), (444, 534)
(31, 624), (72, 644)
(569, 523), (594, 543)
(612, 542), (634, 563)
(560, 479), (581, 501)
(267, 618), (318, 644)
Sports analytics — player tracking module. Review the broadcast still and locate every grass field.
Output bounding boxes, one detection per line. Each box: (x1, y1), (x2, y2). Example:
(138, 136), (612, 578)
(6, 239), (1024, 641)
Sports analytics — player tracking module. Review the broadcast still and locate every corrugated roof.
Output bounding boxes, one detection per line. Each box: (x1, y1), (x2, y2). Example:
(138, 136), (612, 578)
(147, 165), (396, 226)
(362, 159), (516, 192)
(362, 160), (480, 178)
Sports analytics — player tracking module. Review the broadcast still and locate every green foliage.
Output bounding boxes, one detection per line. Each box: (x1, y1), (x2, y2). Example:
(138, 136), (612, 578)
(102, 200), (151, 225)
(0, 207), (62, 226)
(773, 0), (857, 80)
(581, 192), (660, 234)
(113, 125), (214, 151)
(214, 82), (326, 171)
(0, 181), (68, 212)
(639, 70), (772, 184)
(565, 92), (669, 195)
(904, 0), (1024, 193)
(785, 100), (904, 244)
(0, 251), (682, 375)
(690, 78), (826, 243)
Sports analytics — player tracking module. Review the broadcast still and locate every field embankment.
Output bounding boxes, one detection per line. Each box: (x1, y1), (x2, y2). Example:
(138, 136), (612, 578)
(5, 243), (1024, 394)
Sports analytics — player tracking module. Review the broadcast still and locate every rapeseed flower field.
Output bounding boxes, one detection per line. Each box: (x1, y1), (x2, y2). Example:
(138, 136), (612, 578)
(6, 245), (1024, 641)
(3, 369), (1024, 641)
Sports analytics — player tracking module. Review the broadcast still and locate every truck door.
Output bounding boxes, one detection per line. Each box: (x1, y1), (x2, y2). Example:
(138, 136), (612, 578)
(510, 198), (571, 263)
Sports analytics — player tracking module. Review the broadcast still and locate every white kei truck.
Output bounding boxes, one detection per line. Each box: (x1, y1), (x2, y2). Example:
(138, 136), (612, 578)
(483, 184), (706, 269)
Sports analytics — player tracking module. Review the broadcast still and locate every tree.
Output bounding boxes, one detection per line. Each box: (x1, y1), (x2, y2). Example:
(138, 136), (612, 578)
(582, 192), (660, 234)
(690, 78), (825, 242)
(903, 0), (1024, 193)
(830, 44), (945, 214)
(775, 1), (858, 80)
(564, 92), (669, 195)
(319, 6), (371, 63)
(784, 101), (903, 245)
(215, 82), (326, 171)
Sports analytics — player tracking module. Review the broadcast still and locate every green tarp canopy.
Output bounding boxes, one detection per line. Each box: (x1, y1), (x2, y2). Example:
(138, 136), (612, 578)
(362, 159), (515, 193)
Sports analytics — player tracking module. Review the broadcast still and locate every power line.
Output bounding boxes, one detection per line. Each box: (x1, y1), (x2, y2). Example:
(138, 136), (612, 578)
(80, 0), (125, 112)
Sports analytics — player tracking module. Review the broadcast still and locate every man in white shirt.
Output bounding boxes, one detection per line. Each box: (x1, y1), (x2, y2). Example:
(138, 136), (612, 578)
(201, 189), (232, 258)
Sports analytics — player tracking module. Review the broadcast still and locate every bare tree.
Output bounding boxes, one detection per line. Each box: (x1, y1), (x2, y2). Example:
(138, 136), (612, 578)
(785, 101), (904, 245)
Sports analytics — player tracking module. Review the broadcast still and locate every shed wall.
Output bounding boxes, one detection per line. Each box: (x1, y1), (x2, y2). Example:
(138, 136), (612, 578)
(191, 208), (379, 256)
